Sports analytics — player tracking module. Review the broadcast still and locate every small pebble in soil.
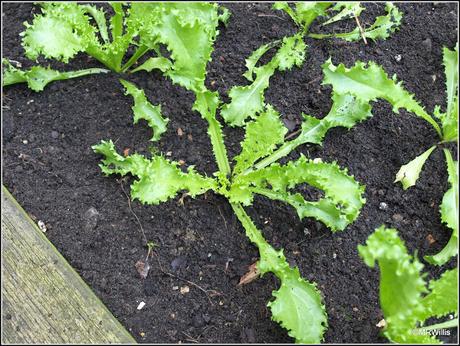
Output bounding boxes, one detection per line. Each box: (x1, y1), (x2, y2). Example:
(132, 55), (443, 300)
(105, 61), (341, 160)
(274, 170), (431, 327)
(83, 207), (100, 231)
(392, 213), (404, 222)
(37, 220), (47, 233)
(421, 38), (432, 53)
(180, 286), (190, 294)
(379, 202), (388, 211)
(137, 301), (146, 310)
(22, 139), (28, 144)
(51, 131), (59, 139)
(394, 54), (402, 62)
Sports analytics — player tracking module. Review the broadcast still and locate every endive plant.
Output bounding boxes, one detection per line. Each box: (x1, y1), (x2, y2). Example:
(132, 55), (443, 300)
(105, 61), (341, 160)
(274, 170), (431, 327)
(92, 4), (372, 341)
(321, 45), (458, 266)
(220, 2), (402, 126)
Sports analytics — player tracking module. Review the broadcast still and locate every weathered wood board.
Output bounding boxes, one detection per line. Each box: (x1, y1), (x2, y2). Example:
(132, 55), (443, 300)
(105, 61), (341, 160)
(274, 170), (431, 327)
(1, 186), (136, 344)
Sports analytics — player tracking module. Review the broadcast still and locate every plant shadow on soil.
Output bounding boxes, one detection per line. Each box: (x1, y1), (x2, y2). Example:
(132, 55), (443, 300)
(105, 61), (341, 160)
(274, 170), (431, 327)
(2, 2), (458, 343)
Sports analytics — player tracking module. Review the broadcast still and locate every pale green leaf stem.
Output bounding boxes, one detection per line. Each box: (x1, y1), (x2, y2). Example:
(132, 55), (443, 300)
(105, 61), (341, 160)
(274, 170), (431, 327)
(424, 149), (458, 265)
(2, 59), (108, 92)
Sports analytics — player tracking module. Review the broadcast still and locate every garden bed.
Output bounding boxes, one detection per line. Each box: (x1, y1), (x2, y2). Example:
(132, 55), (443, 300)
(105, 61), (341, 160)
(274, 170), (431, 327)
(2, 2), (458, 343)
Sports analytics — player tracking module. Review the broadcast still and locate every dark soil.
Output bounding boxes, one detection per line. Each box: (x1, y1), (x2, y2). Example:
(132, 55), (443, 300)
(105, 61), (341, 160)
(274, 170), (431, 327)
(2, 2), (458, 344)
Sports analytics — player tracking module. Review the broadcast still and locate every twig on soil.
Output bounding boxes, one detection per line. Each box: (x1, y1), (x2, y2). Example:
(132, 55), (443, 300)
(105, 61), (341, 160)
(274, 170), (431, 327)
(119, 179), (148, 245)
(285, 129), (301, 141)
(217, 205), (228, 231)
(257, 13), (286, 21)
(152, 251), (222, 305)
(119, 178), (148, 245)
(354, 14), (368, 45)
(181, 331), (200, 343)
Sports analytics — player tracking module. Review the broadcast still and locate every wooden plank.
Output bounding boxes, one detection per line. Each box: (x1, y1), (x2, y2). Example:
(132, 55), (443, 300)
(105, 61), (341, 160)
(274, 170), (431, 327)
(1, 186), (136, 344)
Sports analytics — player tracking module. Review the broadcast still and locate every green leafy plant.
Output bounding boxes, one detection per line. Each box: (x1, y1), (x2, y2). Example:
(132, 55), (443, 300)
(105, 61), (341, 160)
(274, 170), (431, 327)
(358, 226), (458, 344)
(393, 45), (458, 266)
(320, 45), (458, 266)
(221, 2), (402, 127)
(91, 4), (375, 342)
(4, 2), (229, 91)
(20, 2), (137, 72)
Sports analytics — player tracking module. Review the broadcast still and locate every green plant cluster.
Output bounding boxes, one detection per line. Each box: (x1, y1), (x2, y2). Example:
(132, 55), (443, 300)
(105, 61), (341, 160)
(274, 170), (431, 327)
(2, 2), (458, 344)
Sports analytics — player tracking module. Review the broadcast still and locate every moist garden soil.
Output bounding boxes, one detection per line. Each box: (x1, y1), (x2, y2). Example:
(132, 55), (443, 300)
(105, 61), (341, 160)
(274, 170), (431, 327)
(2, 2), (458, 344)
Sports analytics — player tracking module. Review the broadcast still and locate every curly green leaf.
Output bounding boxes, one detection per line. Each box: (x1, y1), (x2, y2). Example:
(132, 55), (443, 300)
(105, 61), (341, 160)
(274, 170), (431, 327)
(231, 155), (366, 231)
(92, 140), (216, 204)
(130, 3), (225, 92)
(249, 92), (372, 174)
(435, 45), (458, 142)
(358, 226), (437, 344)
(233, 105), (287, 175)
(273, 2), (331, 30)
(322, 58), (442, 136)
(322, 2), (364, 25)
(232, 203), (327, 343)
(419, 268), (458, 322)
(221, 34), (306, 127)
(119, 79), (168, 142)
(221, 63), (275, 127)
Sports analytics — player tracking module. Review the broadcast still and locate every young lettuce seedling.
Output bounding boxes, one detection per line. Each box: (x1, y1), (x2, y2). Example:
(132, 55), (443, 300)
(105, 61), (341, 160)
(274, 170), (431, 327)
(358, 226), (458, 344)
(221, 2), (402, 126)
(15, 2), (230, 78)
(20, 2), (138, 72)
(92, 4), (371, 343)
(320, 45), (458, 266)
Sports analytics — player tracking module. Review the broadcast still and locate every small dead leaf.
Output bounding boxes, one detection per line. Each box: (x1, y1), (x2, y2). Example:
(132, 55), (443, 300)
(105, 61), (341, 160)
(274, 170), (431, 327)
(187, 134), (193, 141)
(123, 148), (130, 157)
(238, 262), (260, 286)
(180, 286), (190, 294)
(426, 234), (436, 245)
(178, 159), (185, 166)
(376, 319), (386, 328)
(177, 127), (184, 136)
(135, 259), (151, 279)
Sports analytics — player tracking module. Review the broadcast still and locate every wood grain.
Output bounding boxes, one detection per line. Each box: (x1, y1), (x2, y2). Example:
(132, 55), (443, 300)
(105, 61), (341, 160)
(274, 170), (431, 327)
(1, 186), (136, 344)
